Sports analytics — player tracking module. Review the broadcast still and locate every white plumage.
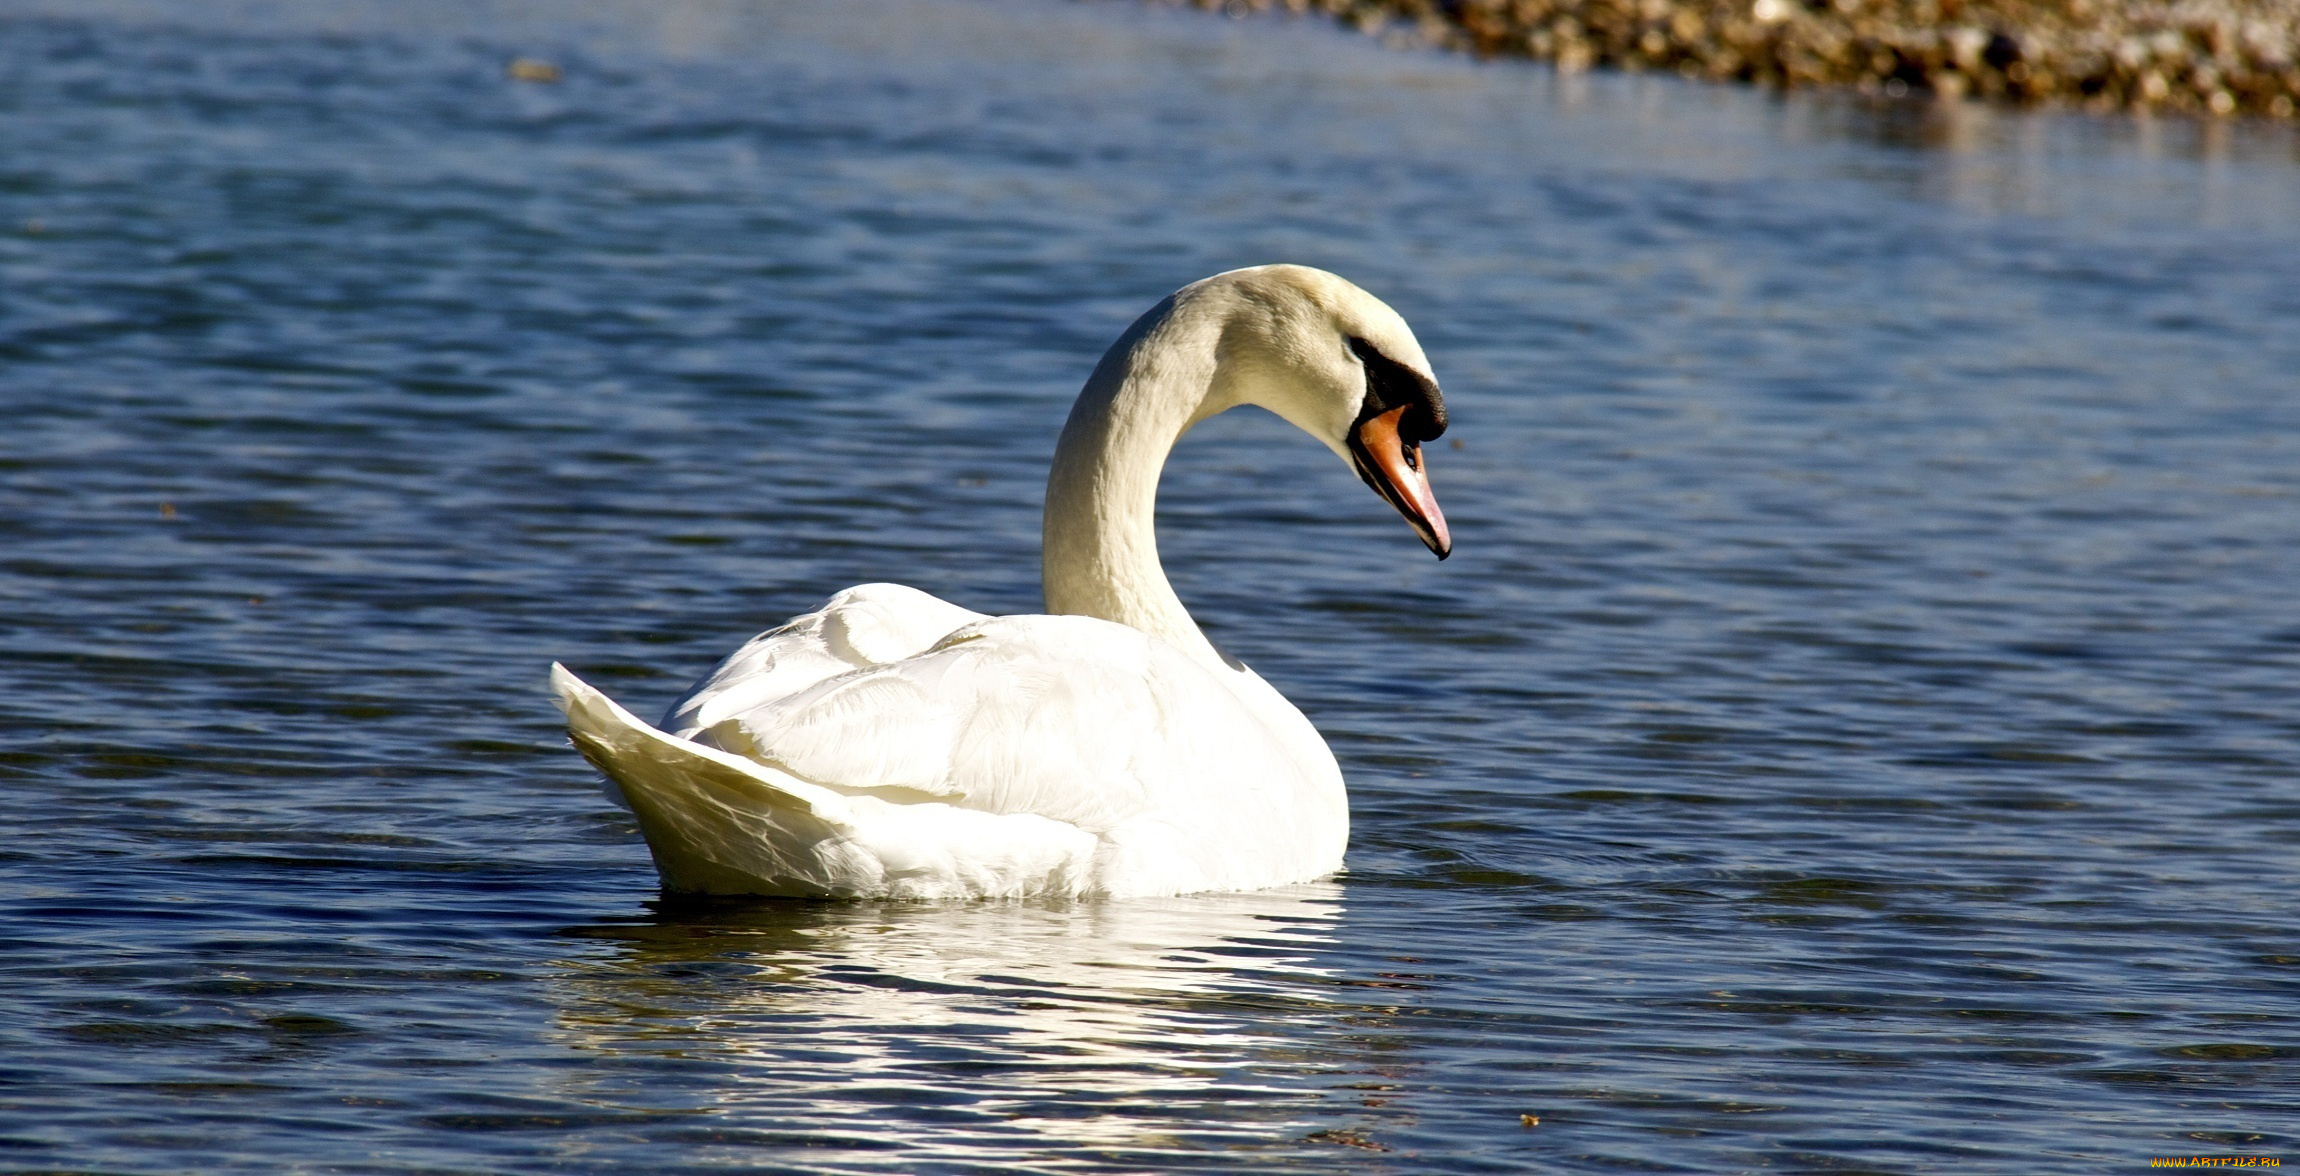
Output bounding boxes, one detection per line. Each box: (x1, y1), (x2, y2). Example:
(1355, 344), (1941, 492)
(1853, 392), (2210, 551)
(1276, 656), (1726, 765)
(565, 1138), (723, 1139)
(553, 265), (1451, 899)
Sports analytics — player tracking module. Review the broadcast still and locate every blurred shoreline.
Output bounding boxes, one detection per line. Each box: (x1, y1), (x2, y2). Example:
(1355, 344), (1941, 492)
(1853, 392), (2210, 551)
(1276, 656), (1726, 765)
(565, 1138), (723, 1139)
(1175, 0), (2300, 118)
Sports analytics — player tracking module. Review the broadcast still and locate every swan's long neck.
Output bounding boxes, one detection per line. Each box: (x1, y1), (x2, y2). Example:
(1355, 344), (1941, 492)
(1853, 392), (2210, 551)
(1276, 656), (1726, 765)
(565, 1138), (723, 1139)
(1042, 295), (1233, 669)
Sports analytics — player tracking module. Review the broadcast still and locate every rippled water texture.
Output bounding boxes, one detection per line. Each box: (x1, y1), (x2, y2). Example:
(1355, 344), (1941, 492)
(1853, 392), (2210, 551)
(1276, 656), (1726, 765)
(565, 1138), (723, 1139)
(4, 1), (2299, 1171)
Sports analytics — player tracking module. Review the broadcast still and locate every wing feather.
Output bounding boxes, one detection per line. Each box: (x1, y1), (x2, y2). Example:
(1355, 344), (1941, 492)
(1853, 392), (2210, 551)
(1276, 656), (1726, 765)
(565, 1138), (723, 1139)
(701, 614), (1304, 835)
(662, 583), (986, 737)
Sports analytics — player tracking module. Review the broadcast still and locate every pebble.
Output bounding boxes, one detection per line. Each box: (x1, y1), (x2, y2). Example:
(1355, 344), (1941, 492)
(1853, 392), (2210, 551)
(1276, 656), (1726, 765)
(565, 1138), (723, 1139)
(1179, 0), (2300, 117)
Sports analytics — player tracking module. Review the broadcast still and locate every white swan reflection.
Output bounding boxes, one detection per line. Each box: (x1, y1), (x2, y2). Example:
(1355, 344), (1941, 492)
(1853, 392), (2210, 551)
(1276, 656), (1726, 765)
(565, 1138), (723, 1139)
(547, 885), (1358, 1162)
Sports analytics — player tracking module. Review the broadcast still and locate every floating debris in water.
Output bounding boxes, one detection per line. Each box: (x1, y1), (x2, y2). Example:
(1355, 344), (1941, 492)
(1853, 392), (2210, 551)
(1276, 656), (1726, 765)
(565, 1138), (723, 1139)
(1179, 0), (2300, 117)
(1522, 1112), (1542, 1126)
(506, 57), (562, 83)
(1304, 1127), (1392, 1150)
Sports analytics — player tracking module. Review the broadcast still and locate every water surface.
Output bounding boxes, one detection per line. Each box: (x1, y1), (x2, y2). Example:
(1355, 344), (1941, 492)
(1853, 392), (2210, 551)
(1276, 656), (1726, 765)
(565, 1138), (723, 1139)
(2, 1), (2297, 1171)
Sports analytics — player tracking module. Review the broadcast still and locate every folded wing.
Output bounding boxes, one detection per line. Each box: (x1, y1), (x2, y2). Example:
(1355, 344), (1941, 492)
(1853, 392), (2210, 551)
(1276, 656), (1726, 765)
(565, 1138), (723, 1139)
(561, 583), (1342, 897)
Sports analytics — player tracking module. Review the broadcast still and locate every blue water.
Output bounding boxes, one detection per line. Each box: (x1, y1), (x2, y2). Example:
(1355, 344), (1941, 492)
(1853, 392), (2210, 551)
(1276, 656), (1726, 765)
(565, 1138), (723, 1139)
(3, 1), (2298, 1171)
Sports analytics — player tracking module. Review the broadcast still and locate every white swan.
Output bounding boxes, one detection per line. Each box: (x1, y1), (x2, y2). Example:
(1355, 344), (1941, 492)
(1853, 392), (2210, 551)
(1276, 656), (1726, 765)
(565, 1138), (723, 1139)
(551, 264), (1450, 899)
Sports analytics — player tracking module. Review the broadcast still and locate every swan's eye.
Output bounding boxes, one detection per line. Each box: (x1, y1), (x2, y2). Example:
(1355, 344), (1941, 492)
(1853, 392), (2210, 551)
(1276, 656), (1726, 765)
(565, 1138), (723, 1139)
(1345, 336), (1447, 444)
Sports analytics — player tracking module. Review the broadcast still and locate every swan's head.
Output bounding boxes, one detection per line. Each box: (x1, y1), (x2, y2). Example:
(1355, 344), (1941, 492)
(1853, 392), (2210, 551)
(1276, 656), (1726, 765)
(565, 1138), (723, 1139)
(1190, 264), (1451, 559)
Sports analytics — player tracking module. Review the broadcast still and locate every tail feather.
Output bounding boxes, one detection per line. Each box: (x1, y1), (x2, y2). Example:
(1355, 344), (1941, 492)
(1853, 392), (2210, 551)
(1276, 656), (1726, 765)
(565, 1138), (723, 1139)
(550, 664), (1104, 899)
(550, 663), (869, 894)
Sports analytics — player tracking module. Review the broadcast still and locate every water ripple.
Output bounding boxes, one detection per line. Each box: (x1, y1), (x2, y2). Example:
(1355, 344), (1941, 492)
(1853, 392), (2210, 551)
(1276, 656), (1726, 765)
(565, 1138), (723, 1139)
(2, 0), (2297, 1171)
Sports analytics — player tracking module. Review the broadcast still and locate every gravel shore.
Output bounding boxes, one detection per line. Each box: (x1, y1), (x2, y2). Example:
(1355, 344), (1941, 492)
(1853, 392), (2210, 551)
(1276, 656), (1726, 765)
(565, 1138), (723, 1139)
(1184, 0), (2300, 117)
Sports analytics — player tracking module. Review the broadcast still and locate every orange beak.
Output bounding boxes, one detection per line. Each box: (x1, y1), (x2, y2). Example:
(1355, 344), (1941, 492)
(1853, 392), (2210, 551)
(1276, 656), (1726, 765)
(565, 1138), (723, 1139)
(1348, 405), (1450, 559)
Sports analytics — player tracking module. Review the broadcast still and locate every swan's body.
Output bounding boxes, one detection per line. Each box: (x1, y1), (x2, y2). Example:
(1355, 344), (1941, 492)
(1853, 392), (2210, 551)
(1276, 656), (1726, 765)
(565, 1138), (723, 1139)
(553, 265), (1450, 899)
